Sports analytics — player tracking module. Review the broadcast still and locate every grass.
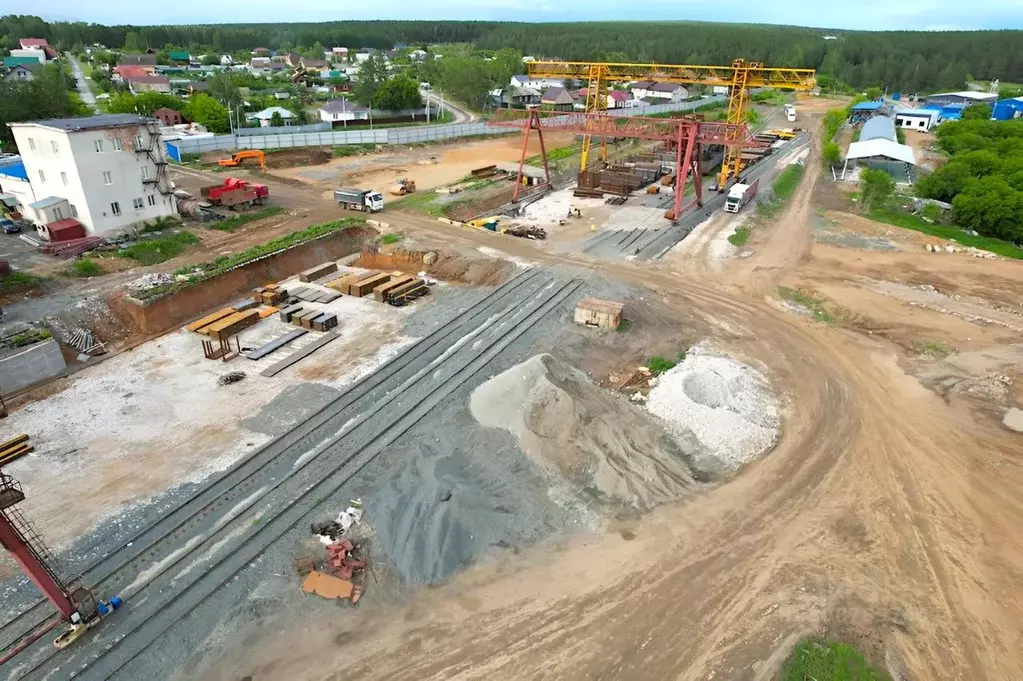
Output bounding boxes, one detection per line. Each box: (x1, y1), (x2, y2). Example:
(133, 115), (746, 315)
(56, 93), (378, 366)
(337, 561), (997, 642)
(780, 638), (892, 681)
(524, 144), (579, 166)
(333, 143), (378, 157)
(140, 216), (182, 234)
(64, 258), (103, 278)
(391, 190), (447, 217)
(647, 356), (677, 375)
(751, 89), (790, 106)
(171, 217), (364, 284)
(116, 232), (200, 266)
(868, 208), (1023, 260)
(2, 327), (52, 349)
(727, 224), (751, 247)
(208, 206), (284, 232)
(919, 340), (954, 358)
(380, 233), (403, 245)
(0, 271), (43, 295)
(778, 286), (836, 323)
(772, 163), (805, 202)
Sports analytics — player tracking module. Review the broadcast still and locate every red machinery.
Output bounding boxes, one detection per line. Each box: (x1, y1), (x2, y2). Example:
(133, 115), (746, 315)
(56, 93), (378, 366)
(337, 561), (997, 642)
(488, 109), (764, 223)
(0, 471), (117, 664)
(200, 177), (270, 210)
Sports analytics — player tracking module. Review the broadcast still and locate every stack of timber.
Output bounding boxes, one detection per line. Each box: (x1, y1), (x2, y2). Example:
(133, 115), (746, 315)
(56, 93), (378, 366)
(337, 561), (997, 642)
(186, 308), (237, 333)
(372, 275), (415, 302)
(253, 283), (287, 306)
(325, 273), (361, 294)
(288, 307), (339, 331)
(350, 273), (392, 298)
(0, 435), (33, 466)
(386, 278), (430, 307)
(202, 310), (261, 340)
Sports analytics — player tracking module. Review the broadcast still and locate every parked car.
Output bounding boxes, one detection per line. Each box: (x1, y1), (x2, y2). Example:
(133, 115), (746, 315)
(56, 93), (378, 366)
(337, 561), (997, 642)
(0, 218), (21, 234)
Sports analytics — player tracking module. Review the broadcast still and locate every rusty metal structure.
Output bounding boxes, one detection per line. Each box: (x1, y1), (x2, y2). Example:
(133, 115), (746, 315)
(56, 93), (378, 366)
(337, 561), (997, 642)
(488, 109), (760, 222)
(526, 59), (816, 185)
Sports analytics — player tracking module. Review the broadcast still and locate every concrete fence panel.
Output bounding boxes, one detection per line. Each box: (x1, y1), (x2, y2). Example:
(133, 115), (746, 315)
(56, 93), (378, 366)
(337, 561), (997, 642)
(0, 339), (66, 393)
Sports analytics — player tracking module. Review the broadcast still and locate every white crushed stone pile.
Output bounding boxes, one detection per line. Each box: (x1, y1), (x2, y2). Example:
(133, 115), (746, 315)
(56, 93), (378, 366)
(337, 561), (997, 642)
(647, 346), (780, 474)
(126, 272), (174, 292)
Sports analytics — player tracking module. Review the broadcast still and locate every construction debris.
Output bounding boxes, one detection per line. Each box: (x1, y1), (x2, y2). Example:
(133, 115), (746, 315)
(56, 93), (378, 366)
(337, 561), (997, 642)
(311, 502), (364, 543)
(325, 539), (366, 580)
(217, 372), (246, 386)
(301, 570), (362, 603)
(66, 328), (106, 356)
(127, 272), (174, 294)
(502, 226), (547, 240)
(38, 236), (104, 259)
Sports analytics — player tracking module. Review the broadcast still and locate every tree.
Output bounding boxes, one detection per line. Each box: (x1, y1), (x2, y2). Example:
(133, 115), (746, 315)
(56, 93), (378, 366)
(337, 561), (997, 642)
(270, 110), (284, 127)
(822, 142), (841, 166)
(106, 91), (184, 115)
(372, 75), (422, 112)
(961, 103), (992, 120)
(952, 176), (1023, 242)
(207, 72), (241, 108)
(858, 168), (896, 213)
(200, 54), (219, 66)
(0, 65), (87, 149)
(122, 31), (145, 52)
(865, 86), (883, 101)
(184, 93), (230, 133)
(354, 54), (387, 106)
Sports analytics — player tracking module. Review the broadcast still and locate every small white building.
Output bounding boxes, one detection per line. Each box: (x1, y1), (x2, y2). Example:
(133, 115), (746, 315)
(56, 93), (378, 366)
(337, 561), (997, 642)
(332, 47), (350, 60)
(246, 107), (295, 127)
(319, 98), (370, 124)
(894, 108), (940, 132)
(7, 114), (177, 235)
(354, 52), (372, 64)
(9, 48), (46, 64)
(631, 81), (689, 102)
(510, 74), (564, 91)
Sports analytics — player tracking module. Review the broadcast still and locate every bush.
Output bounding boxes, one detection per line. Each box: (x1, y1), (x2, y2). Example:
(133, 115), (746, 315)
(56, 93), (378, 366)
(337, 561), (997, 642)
(727, 224), (750, 246)
(0, 271), (42, 294)
(64, 258), (103, 277)
(116, 232), (200, 265)
(780, 637), (891, 681)
(647, 356), (676, 375)
(380, 233), (403, 244)
(858, 169), (896, 214)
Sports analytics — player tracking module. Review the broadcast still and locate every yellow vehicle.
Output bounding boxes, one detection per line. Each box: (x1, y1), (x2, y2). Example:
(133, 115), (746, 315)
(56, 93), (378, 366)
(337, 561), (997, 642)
(389, 178), (417, 196)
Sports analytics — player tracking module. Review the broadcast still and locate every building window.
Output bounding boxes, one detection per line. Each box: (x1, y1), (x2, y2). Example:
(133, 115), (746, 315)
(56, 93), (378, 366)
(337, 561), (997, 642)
(51, 140), (59, 154)
(53, 207), (64, 220)
(919, 120), (926, 128)
(132, 197), (144, 210)
(103, 171), (112, 185)
(61, 172), (68, 186)
(38, 170), (45, 183)
(94, 140), (104, 153)
(28, 138), (36, 151)
(147, 194), (156, 207)
(110, 202), (121, 216)
(141, 166), (151, 180)
(112, 138), (122, 152)
(70, 204), (78, 218)
(134, 135), (145, 149)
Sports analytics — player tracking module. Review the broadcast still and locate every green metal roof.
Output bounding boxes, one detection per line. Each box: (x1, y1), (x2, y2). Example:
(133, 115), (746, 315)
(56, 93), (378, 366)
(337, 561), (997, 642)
(4, 56), (42, 68)
(168, 50), (190, 61)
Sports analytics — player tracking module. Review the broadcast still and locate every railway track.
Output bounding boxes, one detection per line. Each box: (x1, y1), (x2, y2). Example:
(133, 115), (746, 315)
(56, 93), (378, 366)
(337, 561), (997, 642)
(6, 271), (580, 680)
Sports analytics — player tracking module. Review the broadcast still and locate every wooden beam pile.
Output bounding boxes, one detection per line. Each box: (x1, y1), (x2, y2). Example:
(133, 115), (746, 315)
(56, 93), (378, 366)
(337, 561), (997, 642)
(299, 262), (339, 283)
(252, 283), (287, 306)
(202, 310), (261, 340)
(0, 435), (33, 467)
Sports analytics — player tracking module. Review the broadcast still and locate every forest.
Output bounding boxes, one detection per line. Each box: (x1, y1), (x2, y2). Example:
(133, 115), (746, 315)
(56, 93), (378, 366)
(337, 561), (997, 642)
(915, 114), (1023, 243)
(3, 14), (1023, 92)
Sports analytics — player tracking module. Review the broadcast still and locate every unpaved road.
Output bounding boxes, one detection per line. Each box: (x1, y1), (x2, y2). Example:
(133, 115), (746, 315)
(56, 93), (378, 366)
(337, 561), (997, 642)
(199, 112), (1023, 680)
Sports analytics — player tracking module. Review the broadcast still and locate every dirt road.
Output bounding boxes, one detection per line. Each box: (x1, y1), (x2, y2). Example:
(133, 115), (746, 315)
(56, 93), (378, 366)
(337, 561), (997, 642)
(197, 115), (1023, 681)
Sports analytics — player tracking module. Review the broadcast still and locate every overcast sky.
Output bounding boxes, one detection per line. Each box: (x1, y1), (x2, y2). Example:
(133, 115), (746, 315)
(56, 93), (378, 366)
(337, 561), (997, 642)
(30, 0), (1023, 31)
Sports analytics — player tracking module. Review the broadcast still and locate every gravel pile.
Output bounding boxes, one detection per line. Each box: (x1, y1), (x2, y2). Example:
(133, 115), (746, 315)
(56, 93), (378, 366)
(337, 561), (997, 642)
(647, 345), (780, 477)
(470, 354), (701, 509)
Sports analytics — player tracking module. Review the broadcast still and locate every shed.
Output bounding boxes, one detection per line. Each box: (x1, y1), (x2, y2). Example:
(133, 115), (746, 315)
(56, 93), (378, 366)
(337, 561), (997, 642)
(894, 108), (940, 131)
(42, 218), (86, 243)
(574, 298), (624, 330)
(992, 97), (1023, 121)
(848, 100), (883, 122)
(923, 91), (997, 107)
(860, 115), (897, 142)
(847, 139), (915, 165)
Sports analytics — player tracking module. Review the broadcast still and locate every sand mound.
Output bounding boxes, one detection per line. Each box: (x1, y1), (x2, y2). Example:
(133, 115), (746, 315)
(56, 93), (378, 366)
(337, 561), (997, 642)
(647, 346), (780, 476)
(470, 354), (701, 510)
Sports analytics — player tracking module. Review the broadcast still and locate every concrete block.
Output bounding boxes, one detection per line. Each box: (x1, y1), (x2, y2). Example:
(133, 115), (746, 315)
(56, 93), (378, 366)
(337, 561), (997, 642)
(0, 339), (66, 392)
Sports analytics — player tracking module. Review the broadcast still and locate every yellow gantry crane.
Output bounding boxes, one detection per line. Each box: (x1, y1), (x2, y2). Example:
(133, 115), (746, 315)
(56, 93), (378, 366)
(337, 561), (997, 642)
(527, 59), (816, 187)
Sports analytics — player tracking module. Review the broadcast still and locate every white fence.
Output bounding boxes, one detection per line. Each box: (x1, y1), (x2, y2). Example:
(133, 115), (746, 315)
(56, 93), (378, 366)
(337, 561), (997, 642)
(165, 96), (726, 159)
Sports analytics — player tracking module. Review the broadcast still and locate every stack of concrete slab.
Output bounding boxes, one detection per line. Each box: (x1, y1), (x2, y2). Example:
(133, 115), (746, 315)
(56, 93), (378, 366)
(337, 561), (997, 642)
(288, 286), (341, 304)
(299, 262), (339, 283)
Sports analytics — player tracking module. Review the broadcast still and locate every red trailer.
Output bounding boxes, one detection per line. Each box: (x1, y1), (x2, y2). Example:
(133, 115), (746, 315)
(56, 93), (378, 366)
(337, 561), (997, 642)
(200, 177), (269, 210)
(40, 218), (86, 243)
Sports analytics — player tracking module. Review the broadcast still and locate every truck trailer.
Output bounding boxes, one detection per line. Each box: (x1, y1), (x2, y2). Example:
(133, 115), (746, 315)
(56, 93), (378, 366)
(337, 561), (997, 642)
(723, 178), (759, 213)
(334, 188), (385, 213)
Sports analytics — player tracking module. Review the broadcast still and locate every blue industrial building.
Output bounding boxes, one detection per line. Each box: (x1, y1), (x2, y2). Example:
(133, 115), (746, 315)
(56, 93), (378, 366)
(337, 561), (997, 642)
(992, 97), (1023, 121)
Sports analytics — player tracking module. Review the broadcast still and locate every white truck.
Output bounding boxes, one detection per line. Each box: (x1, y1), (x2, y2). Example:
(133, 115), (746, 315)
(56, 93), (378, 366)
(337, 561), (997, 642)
(784, 104), (797, 122)
(723, 178), (759, 213)
(334, 188), (385, 213)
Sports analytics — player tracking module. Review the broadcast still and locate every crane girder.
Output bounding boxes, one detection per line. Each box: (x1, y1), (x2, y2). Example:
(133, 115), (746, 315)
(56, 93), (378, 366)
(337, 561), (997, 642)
(527, 60), (817, 91)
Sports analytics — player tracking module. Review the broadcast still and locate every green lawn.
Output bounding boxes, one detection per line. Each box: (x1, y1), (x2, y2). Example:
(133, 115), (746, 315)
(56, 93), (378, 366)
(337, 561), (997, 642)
(116, 232), (200, 265)
(64, 258), (103, 278)
(0, 271), (43, 295)
(780, 638), (891, 681)
(869, 209), (1023, 260)
(391, 190), (448, 217)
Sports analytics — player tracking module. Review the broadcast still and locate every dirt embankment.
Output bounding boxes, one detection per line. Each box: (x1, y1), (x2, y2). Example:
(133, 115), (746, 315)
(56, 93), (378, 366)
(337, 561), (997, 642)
(354, 246), (514, 286)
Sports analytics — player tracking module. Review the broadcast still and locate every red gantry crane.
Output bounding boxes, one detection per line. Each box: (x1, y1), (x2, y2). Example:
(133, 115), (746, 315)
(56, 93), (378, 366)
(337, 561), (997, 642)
(488, 109), (765, 222)
(0, 470), (118, 665)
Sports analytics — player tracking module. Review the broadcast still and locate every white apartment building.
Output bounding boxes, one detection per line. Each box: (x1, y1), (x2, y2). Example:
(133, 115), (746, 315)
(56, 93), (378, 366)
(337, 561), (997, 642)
(7, 114), (176, 236)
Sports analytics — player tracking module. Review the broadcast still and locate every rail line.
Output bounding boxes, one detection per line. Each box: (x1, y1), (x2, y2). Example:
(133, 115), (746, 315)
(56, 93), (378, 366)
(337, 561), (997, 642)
(12, 276), (581, 680)
(0, 268), (548, 655)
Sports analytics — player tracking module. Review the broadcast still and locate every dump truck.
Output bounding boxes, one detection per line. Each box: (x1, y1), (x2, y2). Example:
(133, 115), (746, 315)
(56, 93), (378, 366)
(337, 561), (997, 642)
(334, 188), (384, 213)
(200, 177), (269, 209)
(723, 178), (759, 213)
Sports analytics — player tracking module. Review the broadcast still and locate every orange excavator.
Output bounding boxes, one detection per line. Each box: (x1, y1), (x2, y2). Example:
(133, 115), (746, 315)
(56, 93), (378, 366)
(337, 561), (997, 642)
(218, 150), (266, 171)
